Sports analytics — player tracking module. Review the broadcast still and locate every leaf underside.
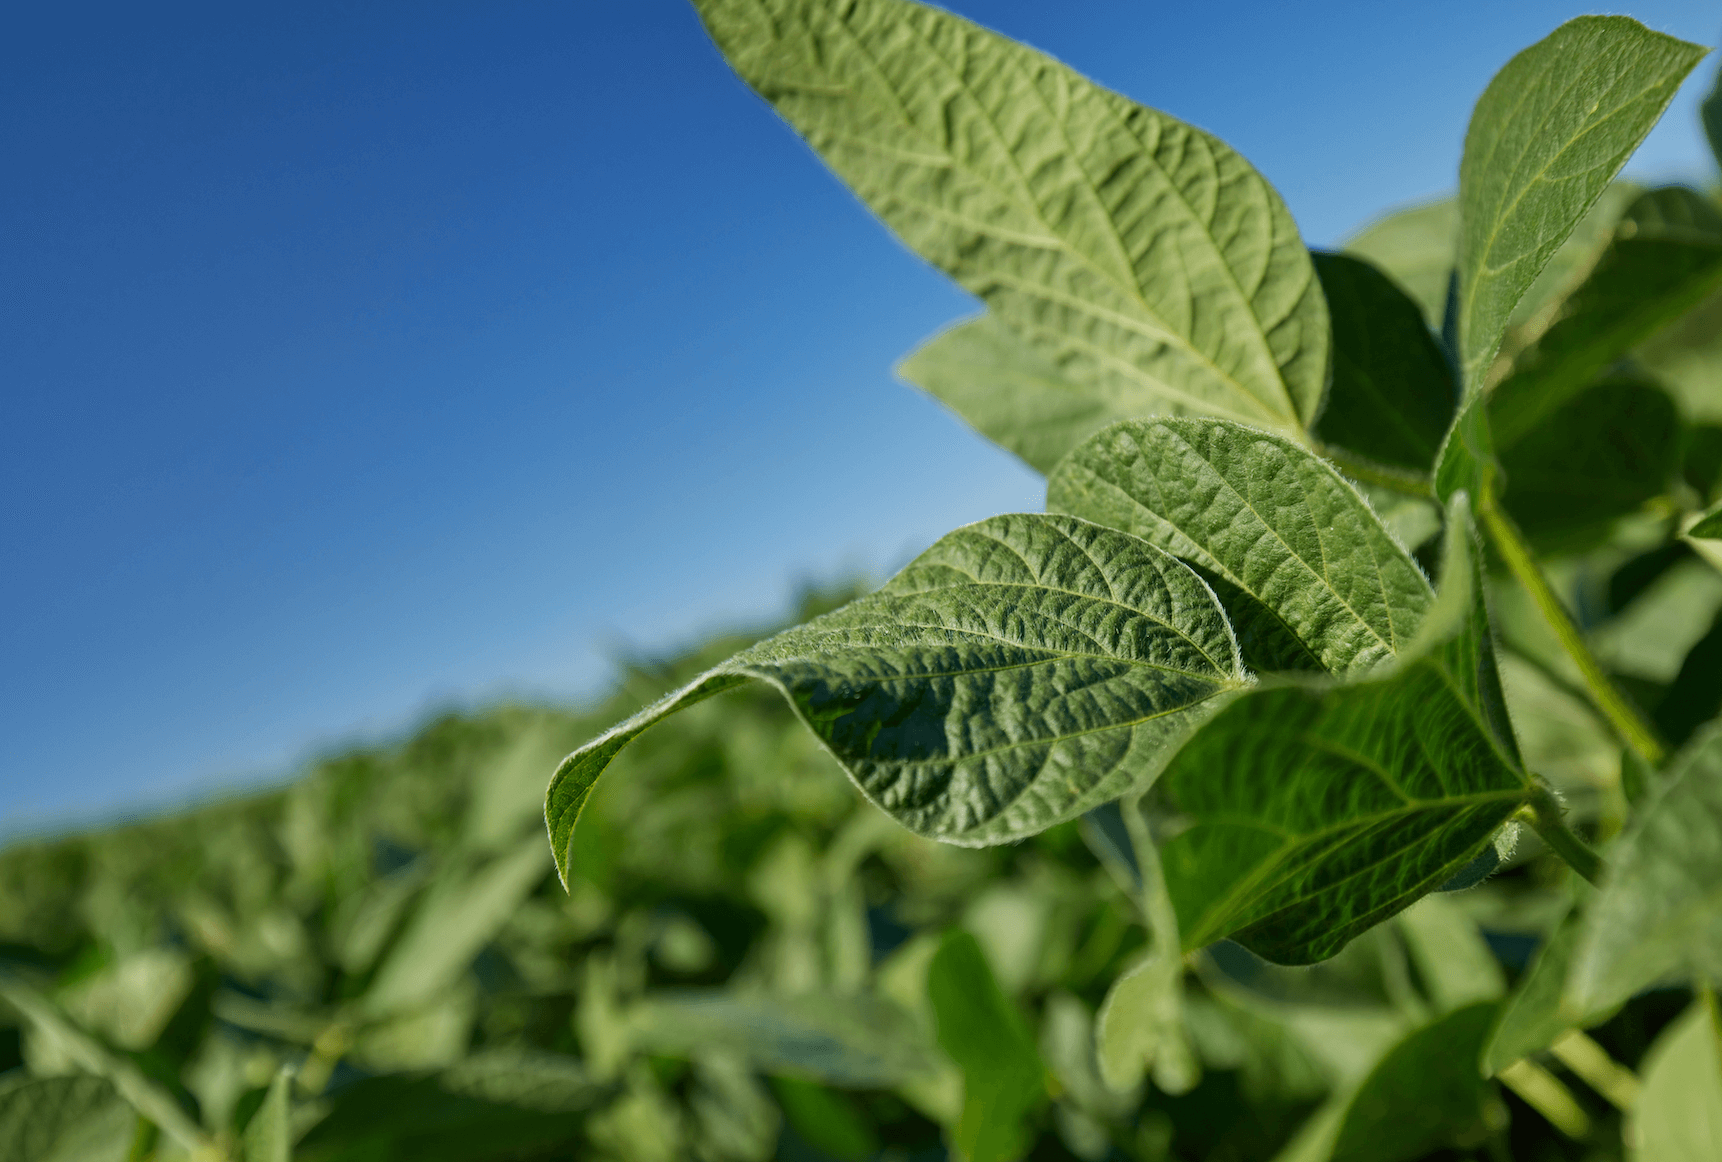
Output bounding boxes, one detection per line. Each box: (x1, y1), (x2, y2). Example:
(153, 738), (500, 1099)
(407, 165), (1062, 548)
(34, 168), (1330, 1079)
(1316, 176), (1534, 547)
(546, 513), (1247, 883)
(694, 0), (1328, 434)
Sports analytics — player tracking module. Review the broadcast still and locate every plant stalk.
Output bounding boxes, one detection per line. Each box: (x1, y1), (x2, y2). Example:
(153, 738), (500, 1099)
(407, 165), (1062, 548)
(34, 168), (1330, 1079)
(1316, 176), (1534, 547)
(1520, 790), (1604, 887)
(1477, 493), (1666, 768)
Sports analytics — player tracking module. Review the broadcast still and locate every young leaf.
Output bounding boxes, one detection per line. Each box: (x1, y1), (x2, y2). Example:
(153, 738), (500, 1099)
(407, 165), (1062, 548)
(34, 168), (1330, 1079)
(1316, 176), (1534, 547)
(1046, 418), (1433, 676)
(692, 0), (1329, 433)
(1490, 188), (1722, 446)
(1152, 499), (1533, 964)
(927, 929), (1046, 1162)
(241, 1068), (291, 1162)
(1567, 720), (1722, 1015)
(1626, 992), (1722, 1161)
(1454, 16), (1706, 391)
(1496, 376), (1682, 552)
(897, 315), (1116, 474)
(1310, 252), (1457, 476)
(1329, 1002), (1501, 1162)
(1344, 199), (1457, 328)
(546, 513), (1249, 881)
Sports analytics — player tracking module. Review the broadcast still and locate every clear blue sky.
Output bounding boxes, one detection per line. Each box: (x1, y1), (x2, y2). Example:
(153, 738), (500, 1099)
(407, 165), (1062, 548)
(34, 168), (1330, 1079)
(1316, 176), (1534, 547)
(4, 1), (1720, 832)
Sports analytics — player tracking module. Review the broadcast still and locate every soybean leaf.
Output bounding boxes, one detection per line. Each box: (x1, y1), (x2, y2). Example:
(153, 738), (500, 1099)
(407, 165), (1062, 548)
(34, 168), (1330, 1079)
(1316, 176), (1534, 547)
(1693, 500), (1722, 540)
(1454, 16), (1706, 391)
(1396, 894), (1505, 1014)
(771, 1078), (879, 1162)
(362, 841), (552, 1018)
(1047, 417), (1433, 676)
(1496, 376), (1682, 552)
(1567, 721), (1722, 1014)
(1490, 188), (1722, 445)
(1626, 992), (1722, 1162)
(1152, 500), (1534, 964)
(1310, 252), (1457, 475)
(627, 991), (937, 1087)
(1653, 604), (1722, 748)
(1480, 911), (1592, 1076)
(1345, 199), (1458, 328)
(1638, 284), (1722, 423)
(547, 513), (1248, 879)
(897, 315), (1116, 474)
(927, 929), (1046, 1162)
(1433, 393), (1497, 505)
(241, 1068), (290, 1162)
(1329, 1002), (1500, 1162)
(0, 1074), (132, 1162)
(1687, 425), (1722, 502)
(1706, 57), (1722, 169)
(693, 0), (1329, 433)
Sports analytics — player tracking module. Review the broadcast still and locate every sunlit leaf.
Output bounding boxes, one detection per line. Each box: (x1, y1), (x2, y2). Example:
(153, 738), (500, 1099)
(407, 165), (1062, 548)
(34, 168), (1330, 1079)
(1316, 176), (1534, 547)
(897, 315), (1118, 474)
(547, 513), (1248, 879)
(1048, 418), (1433, 677)
(1626, 992), (1722, 1161)
(1151, 500), (1533, 964)
(1454, 16), (1705, 390)
(1310, 252), (1456, 475)
(928, 929), (1046, 1162)
(693, 0), (1329, 432)
(1490, 188), (1722, 445)
(1567, 721), (1722, 1014)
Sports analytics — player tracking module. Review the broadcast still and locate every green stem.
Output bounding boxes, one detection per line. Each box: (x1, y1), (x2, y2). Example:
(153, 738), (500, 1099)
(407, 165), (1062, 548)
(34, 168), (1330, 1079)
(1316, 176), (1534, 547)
(1521, 790), (1604, 887)
(1477, 492), (1666, 768)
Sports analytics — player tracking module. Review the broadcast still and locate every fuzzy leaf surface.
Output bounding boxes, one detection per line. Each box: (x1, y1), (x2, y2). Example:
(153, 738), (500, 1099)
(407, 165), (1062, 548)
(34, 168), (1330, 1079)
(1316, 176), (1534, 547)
(1455, 16), (1705, 390)
(693, 0), (1328, 432)
(897, 315), (1116, 474)
(1568, 721), (1722, 1014)
(546, 514), (1247, 881)
(1490, 187), (1722, 445)
(1047, 418), (1433, 676)
(1311, 251), (1457, 474)
(1151, 499), (1531, 963)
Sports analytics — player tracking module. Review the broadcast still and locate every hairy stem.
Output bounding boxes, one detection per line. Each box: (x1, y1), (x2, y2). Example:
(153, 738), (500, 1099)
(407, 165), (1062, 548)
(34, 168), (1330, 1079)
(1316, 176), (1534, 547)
(1477, 493), (1666, 768)
(1521, 790), (1604, 887)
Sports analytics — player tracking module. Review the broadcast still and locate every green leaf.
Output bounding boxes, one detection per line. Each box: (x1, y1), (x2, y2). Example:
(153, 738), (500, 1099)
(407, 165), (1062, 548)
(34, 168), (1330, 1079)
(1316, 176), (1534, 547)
(362, 841), (552, 1018)
(1638, 283), (1722, 423)
(546, 513), (1248, 879)
(1433, 394), (1497, 506)
(1705, 57), (1722, 170)
(1652, 597), (1722, 750)
(1395, 894), (1505, 1014)
(1626, 991), (1722, 1161)
(1152, 499), (1534, 964)
(1344, 199), (1458, 328)
(241, 1068), (291, 1162)
(770, 1078), (879, 1162)
(1480, 910), (1592, 1076)
(1095, 951), (1197, 1096)
(1329, 1002), (1501, 1162)
(0, 1075), (132, 1162)
(693, 0), (1329, 433)
(927, 929), (1046, 1162)
(1490, 188), (1722, 446)
(1567, 720), (1722, 1014)
(1496, 376), (1683, 552)
(897, 315), (1117, 474)
(1047, 417), (1433, 676)
(1693, 499), (1722, 540)
(1455, 16), (1706, 391)
(1310, 252), (1456, 475)
(627, 991), (937, 1087)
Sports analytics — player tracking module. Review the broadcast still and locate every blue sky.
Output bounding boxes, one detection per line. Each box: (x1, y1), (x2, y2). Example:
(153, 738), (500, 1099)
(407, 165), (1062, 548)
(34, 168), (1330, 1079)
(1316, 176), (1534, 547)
(4, 0), (1720, 832)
